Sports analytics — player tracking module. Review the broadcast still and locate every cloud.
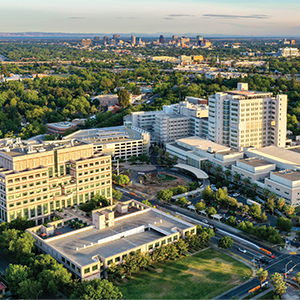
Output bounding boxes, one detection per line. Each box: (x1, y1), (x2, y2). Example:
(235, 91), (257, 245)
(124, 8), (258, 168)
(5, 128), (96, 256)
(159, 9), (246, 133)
(203, 14), (270, 19)
(69, 17), (87, 19)
(168, 14), (195, 17)
(164, 17), (175, 20)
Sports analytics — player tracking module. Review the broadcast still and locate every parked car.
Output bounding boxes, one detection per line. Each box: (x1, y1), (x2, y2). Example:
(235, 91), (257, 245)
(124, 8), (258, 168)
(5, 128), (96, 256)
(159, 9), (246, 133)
(233, 193), (240, 197)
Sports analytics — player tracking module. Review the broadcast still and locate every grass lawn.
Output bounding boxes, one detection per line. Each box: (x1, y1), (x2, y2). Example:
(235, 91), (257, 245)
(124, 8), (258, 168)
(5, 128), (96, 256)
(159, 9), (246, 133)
(119, 248), (252, 299)
(257, 290), (278, 299)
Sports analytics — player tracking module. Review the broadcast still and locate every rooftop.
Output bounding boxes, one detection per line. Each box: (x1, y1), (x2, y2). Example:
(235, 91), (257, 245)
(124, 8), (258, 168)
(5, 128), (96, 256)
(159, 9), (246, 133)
(227, 90), (272, 98)
(63, 126), (146, 145)
(177, 136), (231, 153)
(44, 206), (192, 265)
(271, 170), (300, 182)
(238, 157), (274, 168)
(246, 146), (300, 168)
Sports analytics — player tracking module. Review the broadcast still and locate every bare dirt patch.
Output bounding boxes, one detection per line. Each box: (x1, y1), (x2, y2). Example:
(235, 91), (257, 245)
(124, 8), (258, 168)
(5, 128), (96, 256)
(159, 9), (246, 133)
(155, 268), (163, 273)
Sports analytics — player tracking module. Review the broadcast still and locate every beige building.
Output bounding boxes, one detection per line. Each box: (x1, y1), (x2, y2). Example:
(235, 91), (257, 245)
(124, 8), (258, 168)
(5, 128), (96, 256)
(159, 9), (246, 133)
(231, 158), (276, 184)
(64, 126), (150, 161)
(27, 200), (196, 281)
(0, 138), (112, 224)
(208, 83), (287, 151)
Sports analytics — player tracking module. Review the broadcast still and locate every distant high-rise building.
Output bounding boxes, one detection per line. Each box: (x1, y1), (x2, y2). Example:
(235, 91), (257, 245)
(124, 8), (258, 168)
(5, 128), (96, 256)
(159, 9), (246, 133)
(81, 39), (92, 47)
(159, 35), (164, 44)
(137, 37), (142, 44)
(196, 35), (204, 45)
(172, 35), (178, 41)
(103, 36), (109, 45)
(131, 35), (136, 45)
(113, 34), (120, 43)
(94, 36), (100, 41)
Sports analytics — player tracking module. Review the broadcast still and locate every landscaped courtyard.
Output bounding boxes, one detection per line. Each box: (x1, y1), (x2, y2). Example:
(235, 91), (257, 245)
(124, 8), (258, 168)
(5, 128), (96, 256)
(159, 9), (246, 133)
(119, 248), (252, 299)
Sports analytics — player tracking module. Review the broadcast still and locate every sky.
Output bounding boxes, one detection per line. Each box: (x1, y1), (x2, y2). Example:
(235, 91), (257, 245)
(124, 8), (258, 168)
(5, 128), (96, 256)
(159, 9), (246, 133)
(1, 0), (300, 36)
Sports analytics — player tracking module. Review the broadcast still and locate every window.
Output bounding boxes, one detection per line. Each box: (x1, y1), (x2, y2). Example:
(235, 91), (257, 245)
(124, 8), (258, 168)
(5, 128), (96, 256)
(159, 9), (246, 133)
(71, 264), (75, 269)
(92, 265), (98, 271)
(107, 260), (113, 265)
(122, 254), (127, 260)
(84, 268), (90, 274)
(155, 242), (159, 247)
(161, 240), (166, 245)
(167, 237), (172, 243)
(174, 235), (178, 241)
(62, 257), (65, 263)
(148, 244), (153, 250)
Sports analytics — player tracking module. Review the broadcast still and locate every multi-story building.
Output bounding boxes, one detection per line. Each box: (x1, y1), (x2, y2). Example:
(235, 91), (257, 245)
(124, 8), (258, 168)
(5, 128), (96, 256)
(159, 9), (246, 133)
(208, 83), (287, 151)
(154, 114), (191, 145)
(27, 200), (196, 281)
(125, 100), (209, 144)
(0, 138), (112, 224)
(64, 126), (150, 161)
(159, 35), (164, 44)
(131, 35), (136, 46)
(277, 47), (299, 57)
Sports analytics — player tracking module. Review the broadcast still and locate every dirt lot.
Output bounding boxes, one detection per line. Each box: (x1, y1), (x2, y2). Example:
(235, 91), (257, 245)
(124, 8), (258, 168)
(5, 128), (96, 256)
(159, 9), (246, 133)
(132, 172), (189, 196)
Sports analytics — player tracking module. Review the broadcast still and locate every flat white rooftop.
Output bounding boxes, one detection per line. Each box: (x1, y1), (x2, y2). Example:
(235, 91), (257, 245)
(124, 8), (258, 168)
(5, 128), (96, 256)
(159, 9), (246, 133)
(177, 136), (231, 153)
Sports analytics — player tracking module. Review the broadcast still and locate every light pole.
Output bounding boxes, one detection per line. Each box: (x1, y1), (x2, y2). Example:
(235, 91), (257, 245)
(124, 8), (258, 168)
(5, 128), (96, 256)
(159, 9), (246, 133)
(36, 289), (43, 300)
(285, 260), (293, 280)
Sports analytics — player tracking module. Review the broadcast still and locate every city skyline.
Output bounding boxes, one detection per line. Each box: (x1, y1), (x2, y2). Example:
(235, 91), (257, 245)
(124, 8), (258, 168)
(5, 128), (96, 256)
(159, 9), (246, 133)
(1, 0), (300, 37)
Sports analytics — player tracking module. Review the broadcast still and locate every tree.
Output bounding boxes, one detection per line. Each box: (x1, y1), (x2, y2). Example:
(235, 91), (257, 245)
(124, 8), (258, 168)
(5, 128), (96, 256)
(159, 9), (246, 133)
(205, 161), (212, 173)
(277, 198), (285, 209)
(251, 183), (258, 193)
(224, 169), (231, 179)
(215, 188), (228, 205)
(265, 198), (275, 215)
(205, 206), (217, 217)
(128, 155), (138, 164)
(215, 165), (222, 174)
(70, 279), (123, 299)
(177, 196), (188, 207)
(262, 188), (270, 200)
(142, 199), (153, 207)
(202, 186), (214, 202)
(271, 273), (286, 296)
(284, 205), (295, 216)
(243, 178), (251, 187)
(276, 217), (292, 232)
(233, 173), (241, 183)
(295, 272), (300, 285)
(175, 239), (189, 255)
(249, 203), (262, 219)
(112, 189), (123, 201)
(240, 205), (249, 214)
(226, 216), (236, 227)
(256, 268), (268, 286)
(118, 89), (131, 108)
(218, 236), (233, 249)
(195, 201), (206, 212)
(157, 189), (173, 202)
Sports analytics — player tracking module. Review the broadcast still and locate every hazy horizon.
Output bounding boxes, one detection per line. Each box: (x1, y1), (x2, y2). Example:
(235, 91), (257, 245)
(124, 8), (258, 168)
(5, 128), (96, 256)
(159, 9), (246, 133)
(1, 0), (300, 37)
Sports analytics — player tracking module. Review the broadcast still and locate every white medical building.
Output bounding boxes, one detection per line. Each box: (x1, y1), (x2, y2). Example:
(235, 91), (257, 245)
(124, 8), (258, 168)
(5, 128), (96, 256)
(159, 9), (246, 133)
(208, 83), (287, 151)
(124, 99), (209, 144)
(166, 135), (300, 206)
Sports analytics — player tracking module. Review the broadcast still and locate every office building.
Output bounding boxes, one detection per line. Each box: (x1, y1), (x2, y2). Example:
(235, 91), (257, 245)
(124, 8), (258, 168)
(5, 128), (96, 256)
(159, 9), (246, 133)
(46, 122), (78, 135)
(159, 35), (165, 44)
(208, 83), (287, 151)
(81, 39), (92, 47)
(131, 35), (136, 46)
(113, 34), (120, 44)
(27, 199), (196, 281)
(64, 126), (150, 162)
(103, 36), (109, 45)
(125, 100), (209, 144)
(0, 138), (112, 224)
(90, 95), (119, 107)
(166, 136), (243, 169)
(277, 47), (299, 57)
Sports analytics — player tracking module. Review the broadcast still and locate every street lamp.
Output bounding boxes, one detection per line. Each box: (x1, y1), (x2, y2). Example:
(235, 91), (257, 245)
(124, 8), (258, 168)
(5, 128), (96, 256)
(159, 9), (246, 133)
(285, 260), (293, 279)
(36, 289), (43, 300)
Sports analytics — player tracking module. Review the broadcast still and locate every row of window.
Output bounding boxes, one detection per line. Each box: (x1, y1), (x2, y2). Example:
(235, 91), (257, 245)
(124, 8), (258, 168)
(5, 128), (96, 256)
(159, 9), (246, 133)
(7, 172), (48, 184)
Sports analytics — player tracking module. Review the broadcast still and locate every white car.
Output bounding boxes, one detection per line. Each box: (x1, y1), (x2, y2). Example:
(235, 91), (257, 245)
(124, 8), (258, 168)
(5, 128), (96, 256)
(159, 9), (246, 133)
(233, 193), (240, 197)
(238, 248), (246, 254)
